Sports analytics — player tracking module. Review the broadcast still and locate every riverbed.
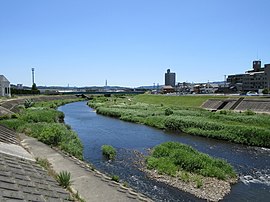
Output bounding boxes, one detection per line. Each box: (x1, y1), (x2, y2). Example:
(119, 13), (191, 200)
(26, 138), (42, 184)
(59, 101), (270, 201)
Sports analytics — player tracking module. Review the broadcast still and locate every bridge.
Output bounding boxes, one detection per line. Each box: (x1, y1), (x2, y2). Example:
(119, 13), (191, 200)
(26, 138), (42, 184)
(62, 91), (145, 99)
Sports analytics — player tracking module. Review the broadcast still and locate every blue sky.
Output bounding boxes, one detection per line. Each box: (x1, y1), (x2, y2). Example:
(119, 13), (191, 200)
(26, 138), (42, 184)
(1, 0), (269, 87)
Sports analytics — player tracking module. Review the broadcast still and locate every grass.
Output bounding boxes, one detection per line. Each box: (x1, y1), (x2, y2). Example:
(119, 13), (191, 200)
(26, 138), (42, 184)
(57, 171), (72, 188)
(88, 95), (270, 148)
(36, 158), (57, 177)
(133, 94), (227, 108)
(146, 142), (237, 181)
(101, 145), (116, 160)
(0, 98), (83, 159)
(111, 175), (120, 182)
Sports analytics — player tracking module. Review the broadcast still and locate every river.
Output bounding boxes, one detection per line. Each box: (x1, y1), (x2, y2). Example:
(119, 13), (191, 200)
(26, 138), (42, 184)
(58, 101), (270, 201)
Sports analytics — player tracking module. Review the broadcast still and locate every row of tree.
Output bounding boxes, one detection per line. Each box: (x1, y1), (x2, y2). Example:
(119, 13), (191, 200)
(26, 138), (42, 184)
(11, 83), (40, 95)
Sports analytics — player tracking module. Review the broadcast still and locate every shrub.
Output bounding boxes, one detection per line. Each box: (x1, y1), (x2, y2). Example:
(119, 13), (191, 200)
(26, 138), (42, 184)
(101, 145), (116, 160)
(57, 171), (72, 188)
(165, 108), (173, 116)
(37, 123), (68, 145)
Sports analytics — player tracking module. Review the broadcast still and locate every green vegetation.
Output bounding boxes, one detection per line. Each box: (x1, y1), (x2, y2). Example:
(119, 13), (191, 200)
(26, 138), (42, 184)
(57, 171), (72, 188)
(0, 98), (83, 159)
(24, 99), (34, 108)
(101, 145), (116, 160)
(111, 175), (120, 182)
(88, 95), (270, 148)
(36, 158), (57, 177)
(146, 142), (237, 181)
(134, 94), (227, 108)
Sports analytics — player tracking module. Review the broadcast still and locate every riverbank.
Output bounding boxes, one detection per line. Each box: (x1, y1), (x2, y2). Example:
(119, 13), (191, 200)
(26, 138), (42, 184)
(88, 95), (270, 148)
(20, 133), (150, 202)
(0, 97), (151, 201)
(0, 97), (84, 159)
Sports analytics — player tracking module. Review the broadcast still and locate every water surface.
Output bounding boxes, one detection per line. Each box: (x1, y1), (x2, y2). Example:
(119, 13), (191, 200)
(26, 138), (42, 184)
(59, 101), (270, 201)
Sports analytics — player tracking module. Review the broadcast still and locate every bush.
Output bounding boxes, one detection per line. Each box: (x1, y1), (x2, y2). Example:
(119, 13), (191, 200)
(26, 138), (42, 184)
(38, 123), (66, 146)
(102, 145), (116, 160)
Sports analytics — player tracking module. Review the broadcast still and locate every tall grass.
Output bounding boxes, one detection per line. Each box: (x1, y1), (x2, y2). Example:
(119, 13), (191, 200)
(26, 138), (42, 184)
(147, 142), (237, 180)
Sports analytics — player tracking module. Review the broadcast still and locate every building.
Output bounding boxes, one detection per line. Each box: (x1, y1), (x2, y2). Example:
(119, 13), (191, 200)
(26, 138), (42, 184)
(0, 75), (11, 97)
(161, 85), (175, 94)
(165, 69), (176, 87)
(227, 61), (270, 92)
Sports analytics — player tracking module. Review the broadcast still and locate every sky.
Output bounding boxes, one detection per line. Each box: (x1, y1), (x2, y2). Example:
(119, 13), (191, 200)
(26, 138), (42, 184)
(0, 0), (270, 87)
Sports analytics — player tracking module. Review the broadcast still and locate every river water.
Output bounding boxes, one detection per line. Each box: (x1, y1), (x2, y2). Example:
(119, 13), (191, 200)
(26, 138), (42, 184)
(59, 101), (270, 201)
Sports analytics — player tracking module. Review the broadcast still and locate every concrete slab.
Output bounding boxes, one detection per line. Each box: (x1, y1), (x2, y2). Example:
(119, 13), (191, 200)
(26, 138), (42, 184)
(0, 142), (35, 161)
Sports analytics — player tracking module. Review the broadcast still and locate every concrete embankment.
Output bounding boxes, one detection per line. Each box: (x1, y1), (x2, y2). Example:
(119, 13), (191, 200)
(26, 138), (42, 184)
(0, 95), (77, 115)
(0, 124), (151, 201)
(20, 133), (151, 202)
(201, 97), (270, 113)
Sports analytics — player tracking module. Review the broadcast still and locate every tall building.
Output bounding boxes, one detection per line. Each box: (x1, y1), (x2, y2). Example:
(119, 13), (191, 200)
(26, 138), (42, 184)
(165, 69), (176, 87)
(0, 75), (11, 97)
(227, 60), (270, 92)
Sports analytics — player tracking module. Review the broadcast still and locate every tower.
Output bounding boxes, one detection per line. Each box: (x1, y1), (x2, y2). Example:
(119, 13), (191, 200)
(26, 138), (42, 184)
(165, 69), (176, 87)
(32, 68), (35, 85)
(253, 61), (261, 72)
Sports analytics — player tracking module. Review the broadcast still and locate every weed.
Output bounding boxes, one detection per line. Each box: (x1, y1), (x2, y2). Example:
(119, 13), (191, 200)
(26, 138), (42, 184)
(57, 171), (72, 188)
(36, 158), (50, 170)
(111, 175), (120, 182)
(123, 181), (129, 187)
(24, 99), (34, 108)
(179, 171), (190, 182)
(193, 176), (203, 188)
(102, 145), (116, 160)
(36, 158), (56, 177)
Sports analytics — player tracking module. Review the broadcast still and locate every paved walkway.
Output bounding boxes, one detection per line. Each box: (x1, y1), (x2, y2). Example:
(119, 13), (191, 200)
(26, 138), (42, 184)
(20, 134), (151, 202)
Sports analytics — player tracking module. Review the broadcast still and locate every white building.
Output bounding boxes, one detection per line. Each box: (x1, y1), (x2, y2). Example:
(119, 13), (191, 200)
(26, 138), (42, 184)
(0, 75), (11, 97)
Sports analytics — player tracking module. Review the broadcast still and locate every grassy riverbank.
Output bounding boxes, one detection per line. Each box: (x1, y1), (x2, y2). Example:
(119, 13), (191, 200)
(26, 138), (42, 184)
(0, 98), (84, 159)
(88, 95), (270, 148)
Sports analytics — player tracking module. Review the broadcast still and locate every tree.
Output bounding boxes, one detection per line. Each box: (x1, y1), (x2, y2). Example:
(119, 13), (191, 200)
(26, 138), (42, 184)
(32, 83), (38, 91)
(262, 88), (269, 94)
